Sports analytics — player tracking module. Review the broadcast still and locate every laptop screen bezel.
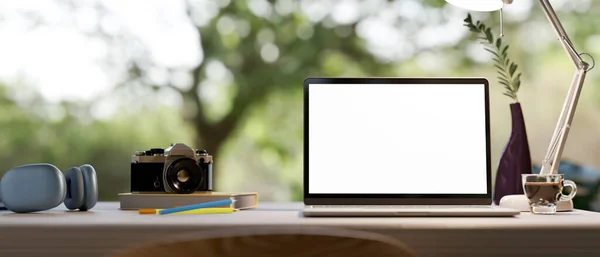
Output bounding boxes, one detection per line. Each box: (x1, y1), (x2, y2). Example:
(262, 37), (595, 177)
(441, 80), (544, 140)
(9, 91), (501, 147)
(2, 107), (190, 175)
(303, 77), (492, 205)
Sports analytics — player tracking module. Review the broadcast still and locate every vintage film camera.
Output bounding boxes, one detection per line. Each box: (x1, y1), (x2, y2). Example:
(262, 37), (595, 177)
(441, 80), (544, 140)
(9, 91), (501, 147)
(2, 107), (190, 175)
(130, 143), (213, 194)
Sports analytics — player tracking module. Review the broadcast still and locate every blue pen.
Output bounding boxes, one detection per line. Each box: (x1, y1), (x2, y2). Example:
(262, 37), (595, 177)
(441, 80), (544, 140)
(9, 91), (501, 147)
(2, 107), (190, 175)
(158, 198), (235, 215)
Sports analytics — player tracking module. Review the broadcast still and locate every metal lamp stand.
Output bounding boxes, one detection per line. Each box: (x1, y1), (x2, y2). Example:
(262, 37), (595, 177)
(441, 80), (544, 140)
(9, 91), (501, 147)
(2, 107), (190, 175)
(499, 0), (594, 212)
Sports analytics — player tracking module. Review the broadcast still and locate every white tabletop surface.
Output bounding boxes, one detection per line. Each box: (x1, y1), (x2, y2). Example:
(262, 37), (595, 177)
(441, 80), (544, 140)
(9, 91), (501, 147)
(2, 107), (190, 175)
(2, 201), (600, 229)
(3, 202), (600, 257)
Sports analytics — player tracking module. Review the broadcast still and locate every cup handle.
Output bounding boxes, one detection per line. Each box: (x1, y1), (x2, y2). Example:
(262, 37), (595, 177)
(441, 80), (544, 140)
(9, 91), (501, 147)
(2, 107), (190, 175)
(559, 180), (577, 202)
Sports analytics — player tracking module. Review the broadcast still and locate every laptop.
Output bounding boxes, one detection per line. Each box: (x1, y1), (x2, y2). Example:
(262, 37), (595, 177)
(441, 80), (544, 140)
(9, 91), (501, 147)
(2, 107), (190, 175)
(302, 77), (519, 217)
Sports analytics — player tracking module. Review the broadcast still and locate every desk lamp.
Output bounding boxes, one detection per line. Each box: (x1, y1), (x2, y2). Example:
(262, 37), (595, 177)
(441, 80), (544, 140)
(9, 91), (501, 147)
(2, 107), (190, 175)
(446, 0), (594, 211)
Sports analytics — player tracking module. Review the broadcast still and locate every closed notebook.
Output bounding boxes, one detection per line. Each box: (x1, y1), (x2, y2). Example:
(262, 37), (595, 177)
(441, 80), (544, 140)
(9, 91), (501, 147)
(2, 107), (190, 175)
(118, 192), (258, 210)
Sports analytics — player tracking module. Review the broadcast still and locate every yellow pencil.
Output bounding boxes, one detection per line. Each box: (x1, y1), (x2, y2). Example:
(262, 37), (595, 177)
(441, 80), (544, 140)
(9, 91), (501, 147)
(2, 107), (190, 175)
(139, 208), (236, 215)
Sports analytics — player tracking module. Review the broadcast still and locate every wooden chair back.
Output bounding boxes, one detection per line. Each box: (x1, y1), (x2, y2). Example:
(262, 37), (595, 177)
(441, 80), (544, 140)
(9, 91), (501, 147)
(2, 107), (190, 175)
(107, 226), (416, 257)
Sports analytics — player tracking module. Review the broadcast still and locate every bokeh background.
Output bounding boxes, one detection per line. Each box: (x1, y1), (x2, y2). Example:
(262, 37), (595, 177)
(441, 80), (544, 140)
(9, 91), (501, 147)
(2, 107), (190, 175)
(1, 0), (600, 208)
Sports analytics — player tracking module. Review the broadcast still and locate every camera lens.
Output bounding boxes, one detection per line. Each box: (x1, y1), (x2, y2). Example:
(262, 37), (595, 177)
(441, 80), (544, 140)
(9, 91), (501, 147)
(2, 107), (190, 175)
(163, 158), (203, 194)
(177, 170), (189, 182)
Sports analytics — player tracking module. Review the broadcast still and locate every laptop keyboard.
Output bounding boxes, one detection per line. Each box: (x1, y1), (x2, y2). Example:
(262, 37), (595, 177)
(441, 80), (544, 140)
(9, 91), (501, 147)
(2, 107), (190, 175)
(308, 205), (492, 209)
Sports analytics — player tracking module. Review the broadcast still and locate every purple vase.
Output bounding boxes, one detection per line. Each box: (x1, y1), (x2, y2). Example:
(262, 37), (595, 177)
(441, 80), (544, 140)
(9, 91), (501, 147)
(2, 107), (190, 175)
(493, 102), (533, 205)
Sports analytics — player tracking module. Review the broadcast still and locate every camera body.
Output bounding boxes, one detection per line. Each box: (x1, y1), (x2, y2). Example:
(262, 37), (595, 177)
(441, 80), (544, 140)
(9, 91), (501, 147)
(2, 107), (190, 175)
(130, 143), (213, 194)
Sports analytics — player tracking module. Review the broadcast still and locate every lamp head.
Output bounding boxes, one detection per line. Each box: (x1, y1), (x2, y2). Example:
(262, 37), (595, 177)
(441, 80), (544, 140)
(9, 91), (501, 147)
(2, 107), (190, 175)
(445, 0), (513, 11)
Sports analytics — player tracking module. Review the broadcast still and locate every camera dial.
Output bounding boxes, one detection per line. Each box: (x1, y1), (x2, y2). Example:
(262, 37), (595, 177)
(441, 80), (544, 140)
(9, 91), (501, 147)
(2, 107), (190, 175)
(150, 148), (164, 155)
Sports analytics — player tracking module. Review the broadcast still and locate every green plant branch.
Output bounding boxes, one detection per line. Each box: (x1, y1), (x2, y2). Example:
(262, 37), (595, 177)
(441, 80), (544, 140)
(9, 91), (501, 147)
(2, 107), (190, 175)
(464, 14), (522, 102)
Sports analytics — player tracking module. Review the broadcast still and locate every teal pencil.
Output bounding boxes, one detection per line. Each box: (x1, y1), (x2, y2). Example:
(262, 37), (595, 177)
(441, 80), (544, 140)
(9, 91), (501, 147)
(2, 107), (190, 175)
(158, 198), (236, 215)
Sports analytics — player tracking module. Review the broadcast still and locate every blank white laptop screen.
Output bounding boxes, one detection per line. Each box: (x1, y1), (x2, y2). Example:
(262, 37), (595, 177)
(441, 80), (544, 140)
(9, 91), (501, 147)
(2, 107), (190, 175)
(308, 83), (488, 194)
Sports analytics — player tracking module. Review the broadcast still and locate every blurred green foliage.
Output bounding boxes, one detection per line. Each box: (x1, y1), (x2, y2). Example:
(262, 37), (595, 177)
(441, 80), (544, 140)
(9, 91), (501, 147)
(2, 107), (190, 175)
(0, 84), (194, 200)
(1, 0), (600, 205)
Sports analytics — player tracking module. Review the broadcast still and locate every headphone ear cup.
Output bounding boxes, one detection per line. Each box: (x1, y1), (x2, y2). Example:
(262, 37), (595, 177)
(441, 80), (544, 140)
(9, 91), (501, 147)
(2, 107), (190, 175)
(0, 164), (65, 213)
(63, 167), (85, 210)
(78, 164), (98, 211)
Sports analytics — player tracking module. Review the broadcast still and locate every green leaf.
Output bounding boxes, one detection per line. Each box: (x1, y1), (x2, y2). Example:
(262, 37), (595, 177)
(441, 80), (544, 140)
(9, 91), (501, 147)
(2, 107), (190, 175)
(502, 45), (509, 55)
(499, 81), (509, 87)
(503, 92), (516, 100)
(498, 76), (510, 85)
(509, 63), (517, 76)
(492, 57), (502, 64)
(513, 73), (522, 92)
(494, 64), (505, 72)
(464, 13), (472, 23)
(496, 38), (502, 49)
(484, 48), (500, 58)
(485, 28), (493, 43)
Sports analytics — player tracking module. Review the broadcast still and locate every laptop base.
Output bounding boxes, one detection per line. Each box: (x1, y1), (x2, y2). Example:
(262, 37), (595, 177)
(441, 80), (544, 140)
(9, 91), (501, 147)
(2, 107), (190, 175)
(302, 205), (520, 217)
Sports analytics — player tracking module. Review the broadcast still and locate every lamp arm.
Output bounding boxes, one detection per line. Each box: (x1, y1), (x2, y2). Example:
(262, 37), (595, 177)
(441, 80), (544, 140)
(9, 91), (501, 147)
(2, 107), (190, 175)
(538, 0), (586, 67)
(539, 69), (587, 175)
(537, 0), (592, 175)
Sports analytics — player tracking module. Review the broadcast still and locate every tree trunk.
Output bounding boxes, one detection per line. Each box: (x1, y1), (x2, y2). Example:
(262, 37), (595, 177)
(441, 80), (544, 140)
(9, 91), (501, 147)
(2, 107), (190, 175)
(195, 125), (228, 191)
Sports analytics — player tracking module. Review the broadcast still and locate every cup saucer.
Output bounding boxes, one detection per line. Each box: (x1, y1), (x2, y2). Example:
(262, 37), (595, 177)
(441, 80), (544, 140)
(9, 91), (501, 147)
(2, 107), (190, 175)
(499, 194), (573, 212)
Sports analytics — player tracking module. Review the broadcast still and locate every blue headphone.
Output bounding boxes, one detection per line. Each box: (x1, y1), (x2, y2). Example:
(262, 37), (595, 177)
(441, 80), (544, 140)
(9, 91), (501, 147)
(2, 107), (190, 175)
(0, 163), (97, 213)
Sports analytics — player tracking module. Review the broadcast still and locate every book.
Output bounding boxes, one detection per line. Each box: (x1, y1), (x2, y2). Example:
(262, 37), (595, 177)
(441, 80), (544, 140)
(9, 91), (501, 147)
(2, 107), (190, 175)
(118, 192), (258, 210)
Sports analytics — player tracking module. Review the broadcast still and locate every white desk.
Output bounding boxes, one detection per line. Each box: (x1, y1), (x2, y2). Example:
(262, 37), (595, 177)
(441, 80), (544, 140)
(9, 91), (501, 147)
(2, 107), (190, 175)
(1, 202), (600, 257)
